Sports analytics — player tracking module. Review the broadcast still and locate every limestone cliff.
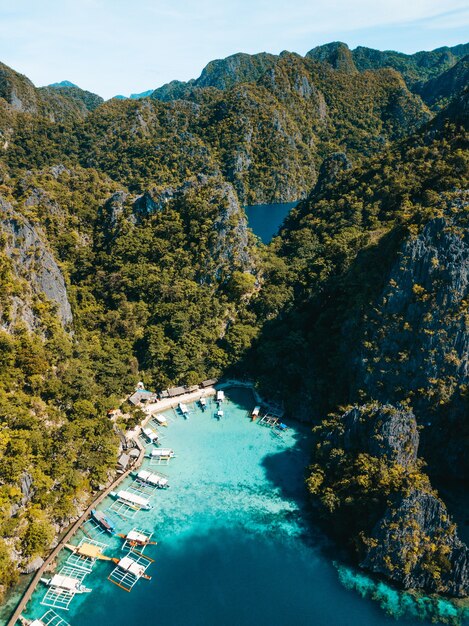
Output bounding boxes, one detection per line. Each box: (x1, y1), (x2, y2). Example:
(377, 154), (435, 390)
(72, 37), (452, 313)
(0, 196), (73, 328)
(357, 203), (469, 477)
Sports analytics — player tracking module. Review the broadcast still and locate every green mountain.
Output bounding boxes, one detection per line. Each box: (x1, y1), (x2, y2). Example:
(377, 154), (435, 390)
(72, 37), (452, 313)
(418, 55), (469, 110)
(152, 42), (469, 106)
(0, 61), (103, 122)
(48, 80), (78, 88)
(0, 42), (468, 602)
(2, 51), (431, 204)
(308, 41), (469, 88)
(245, 92), (469, 595)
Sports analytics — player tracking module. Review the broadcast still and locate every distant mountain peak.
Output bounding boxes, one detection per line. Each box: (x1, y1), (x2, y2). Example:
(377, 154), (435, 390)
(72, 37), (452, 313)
(48, 80), (79, 88)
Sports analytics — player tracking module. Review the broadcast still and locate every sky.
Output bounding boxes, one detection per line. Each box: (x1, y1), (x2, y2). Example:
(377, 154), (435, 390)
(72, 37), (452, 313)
(0, 0), (468, 99)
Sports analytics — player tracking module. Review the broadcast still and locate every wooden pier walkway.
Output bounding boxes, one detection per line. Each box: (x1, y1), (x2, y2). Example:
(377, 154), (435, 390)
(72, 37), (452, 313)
(7, 437), (146, 626)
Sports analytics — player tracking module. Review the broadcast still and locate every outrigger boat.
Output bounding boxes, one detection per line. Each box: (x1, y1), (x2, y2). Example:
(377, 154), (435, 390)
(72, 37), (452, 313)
(111, 490), (152, 510)
(150, 447), (175, 459)
(216, 409), (224, 419)
(117, 529), (157, 548)
(142, 427), (159, 444)
(178, 402), (189, 417)
(40, 574), (92, 594)
(20, 610), (70, 626)
(251, 406), (260, 420)
(64, 542), (112, 562)
(136, 469), (169, 488)
(111, 555), (151, 580)
(152, 413), (167, 426)
(90, 509), (115, 534)
(199, 397), (207, 411)
(216, 390), (225, 404)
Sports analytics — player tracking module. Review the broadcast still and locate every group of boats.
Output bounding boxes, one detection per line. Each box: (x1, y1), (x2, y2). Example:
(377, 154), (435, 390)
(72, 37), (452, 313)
(27, 391), (286, 624)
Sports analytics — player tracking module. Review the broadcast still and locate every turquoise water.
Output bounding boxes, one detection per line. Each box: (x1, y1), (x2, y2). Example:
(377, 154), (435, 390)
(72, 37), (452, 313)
(244, 202), (298, 243)
(17, 389), (467, 625)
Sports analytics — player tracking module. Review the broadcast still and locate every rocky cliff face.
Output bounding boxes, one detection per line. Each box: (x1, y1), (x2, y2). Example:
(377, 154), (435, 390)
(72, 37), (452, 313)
(329, 404), (419, 467)
(312, 152), (352, 195)
(357, 202), (469, 477)
(0, 196), (73, 328)
(362, 489), (469, 597)
(312, 401), (469, 597)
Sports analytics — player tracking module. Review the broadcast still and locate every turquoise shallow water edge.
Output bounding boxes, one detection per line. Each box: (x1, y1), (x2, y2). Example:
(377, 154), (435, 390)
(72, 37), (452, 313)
(6, 388), (468, 626)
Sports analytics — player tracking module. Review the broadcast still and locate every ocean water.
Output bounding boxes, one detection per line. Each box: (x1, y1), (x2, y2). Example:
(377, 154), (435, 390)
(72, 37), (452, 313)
(17, 389), (467, 626)
(244, 202), (298, 243)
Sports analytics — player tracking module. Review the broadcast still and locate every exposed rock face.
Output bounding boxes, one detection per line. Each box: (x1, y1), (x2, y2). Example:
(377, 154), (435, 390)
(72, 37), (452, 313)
(313, 152), (352, 195)
(0, 196), (73, 327)
(210, 180), (252, 275)
(132, 191), (159, 222)
(362, 489), (469, 597)
(318, 401), (469, 597)
(307, 42), (358, 74)
(192, 52), (278, 91)
(357, 207), (469, 476)
(99, 191), (130, 230)
(330, 404), (418, 467)
(0, 62), (39, 114)
(21, 556), (44, 575)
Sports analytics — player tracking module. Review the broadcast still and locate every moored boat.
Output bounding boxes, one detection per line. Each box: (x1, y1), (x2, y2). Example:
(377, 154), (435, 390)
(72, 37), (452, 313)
(178, 402), (189, 417)
(251, 406), (260, 420)
(117, 529), (157, 547)
(136, 469), (169, 488)
(90, 509), (115, 533)
(142, 427), (159, 444)
(150, 447), (175, 459)
(153, 413), (168, 426)
(112, 555), (151, 580)
(40, 574), (92, 594)
(112, 489), (152, 510)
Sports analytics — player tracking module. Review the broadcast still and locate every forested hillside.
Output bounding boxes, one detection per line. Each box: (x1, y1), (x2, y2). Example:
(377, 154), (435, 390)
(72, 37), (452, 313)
(0, 42), (468, 600)
(245, 91), (469, 595)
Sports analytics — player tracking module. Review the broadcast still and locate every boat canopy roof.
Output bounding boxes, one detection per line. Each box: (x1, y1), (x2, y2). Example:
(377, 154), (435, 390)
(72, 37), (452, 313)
(138, 469), (168, 485)
(127, 530), (148, 542)
(76, 543), (103, 559)
(151, 448), (174, 457)
(117, 490), (150, 507)
(50, 575), (79, 591)
(216, 390), (225, 400)
(143, 428), (158, 440)
(118, 556), (144, 576)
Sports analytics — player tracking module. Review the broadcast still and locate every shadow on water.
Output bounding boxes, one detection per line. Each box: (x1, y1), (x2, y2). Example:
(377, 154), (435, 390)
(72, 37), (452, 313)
(73, 527), (427, 626)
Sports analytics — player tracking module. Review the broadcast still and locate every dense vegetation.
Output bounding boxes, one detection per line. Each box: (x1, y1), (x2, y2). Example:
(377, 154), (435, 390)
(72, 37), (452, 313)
(0, 41), (467, 599)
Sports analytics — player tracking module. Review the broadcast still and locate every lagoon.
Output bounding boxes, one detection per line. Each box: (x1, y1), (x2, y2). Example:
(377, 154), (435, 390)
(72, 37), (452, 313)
(244, 202), (298, 243)
(14, 389), (466, 626)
